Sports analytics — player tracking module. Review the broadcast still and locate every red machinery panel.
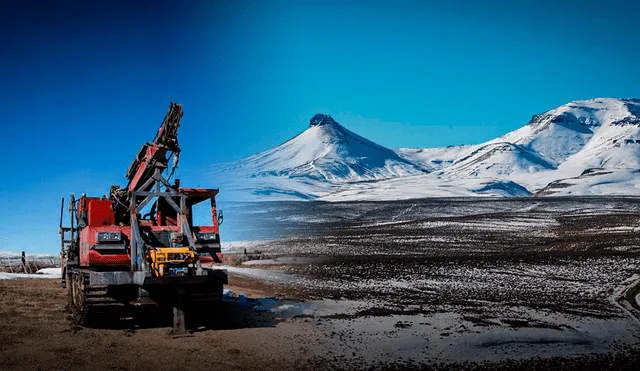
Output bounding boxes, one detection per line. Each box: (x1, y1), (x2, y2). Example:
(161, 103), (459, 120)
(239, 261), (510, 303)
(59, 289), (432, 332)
(79, 225), (131, 267)
(87, 198), (115, 226)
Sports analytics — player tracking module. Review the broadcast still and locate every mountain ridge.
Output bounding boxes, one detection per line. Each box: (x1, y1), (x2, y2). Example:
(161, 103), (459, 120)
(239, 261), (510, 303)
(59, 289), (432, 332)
(212, 97), (640, 201)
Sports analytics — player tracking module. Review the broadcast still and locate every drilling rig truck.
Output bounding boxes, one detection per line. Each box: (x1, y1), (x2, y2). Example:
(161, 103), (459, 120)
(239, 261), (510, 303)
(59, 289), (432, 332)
(59, 103), (226, 333)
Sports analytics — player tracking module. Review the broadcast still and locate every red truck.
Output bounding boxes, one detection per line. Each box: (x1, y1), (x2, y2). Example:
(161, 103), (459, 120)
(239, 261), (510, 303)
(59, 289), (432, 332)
(59, 103), (226, 334)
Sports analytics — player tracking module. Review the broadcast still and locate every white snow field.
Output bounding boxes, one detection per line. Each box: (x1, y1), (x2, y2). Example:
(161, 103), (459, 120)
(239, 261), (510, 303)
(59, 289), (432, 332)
(212, 98), (640, 201)
(0, 267), (60, 280)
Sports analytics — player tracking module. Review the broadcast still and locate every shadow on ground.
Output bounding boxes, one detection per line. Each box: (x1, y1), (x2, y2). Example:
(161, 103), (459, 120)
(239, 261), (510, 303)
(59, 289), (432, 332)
(83, 294), (308, 333)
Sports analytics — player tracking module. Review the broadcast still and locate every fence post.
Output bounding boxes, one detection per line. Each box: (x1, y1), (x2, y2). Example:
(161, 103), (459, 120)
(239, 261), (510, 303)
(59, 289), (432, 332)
(21, 251), (30, 274)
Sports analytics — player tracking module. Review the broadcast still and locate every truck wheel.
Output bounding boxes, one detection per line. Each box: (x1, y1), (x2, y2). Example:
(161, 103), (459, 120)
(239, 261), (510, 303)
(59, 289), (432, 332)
(69, 272), (89, 326)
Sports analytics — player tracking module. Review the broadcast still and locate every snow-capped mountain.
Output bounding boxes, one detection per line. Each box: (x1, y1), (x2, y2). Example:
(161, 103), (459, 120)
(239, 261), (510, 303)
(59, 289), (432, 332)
(214, 98), (640, 201)
(445, 98), (640, 182)
(213, 114), (428, 200)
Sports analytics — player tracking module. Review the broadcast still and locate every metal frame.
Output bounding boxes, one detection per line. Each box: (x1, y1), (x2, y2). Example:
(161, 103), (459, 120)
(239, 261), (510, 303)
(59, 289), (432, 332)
(129, 167), (196, 273)
(59, 195), (78, 287)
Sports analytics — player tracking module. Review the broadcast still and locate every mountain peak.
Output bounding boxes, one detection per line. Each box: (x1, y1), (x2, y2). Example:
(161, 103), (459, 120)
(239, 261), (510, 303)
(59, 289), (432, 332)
(310, 114), (338, 127)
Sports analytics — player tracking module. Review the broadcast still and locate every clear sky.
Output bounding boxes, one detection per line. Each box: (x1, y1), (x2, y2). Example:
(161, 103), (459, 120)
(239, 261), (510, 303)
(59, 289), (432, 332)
(1, 0), (639, 253)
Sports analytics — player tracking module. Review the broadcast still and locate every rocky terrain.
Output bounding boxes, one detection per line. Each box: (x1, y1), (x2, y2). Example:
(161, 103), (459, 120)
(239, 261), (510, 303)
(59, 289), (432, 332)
(220, 197), (640, 368)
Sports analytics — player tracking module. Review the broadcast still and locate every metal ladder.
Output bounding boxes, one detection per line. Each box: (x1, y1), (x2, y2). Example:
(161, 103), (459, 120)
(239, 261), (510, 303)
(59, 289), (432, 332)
(59, 196), (76, 288)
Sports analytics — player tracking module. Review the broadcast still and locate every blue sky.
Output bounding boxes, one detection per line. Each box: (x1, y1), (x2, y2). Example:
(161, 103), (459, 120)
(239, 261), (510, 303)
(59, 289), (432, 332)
(1, 0), (639, 252)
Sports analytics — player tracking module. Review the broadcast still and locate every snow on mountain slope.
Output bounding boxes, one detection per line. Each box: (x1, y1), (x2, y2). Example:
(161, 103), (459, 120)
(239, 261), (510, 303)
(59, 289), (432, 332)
(213, 98), (640, 201)
(560, 134), (640, 172)
(556, 103), (640, 171)
(395, 145), (471, 171)
(320, 175), (531, 202)
(440, 98), (640, 192)
(214, 173), (343, 201)
(535, 168), (640, 196)
(213, 114), (428, 200)
(444, 142), (556, 177)
(495, 98), (639, 166)
(321, 98), (640, 201)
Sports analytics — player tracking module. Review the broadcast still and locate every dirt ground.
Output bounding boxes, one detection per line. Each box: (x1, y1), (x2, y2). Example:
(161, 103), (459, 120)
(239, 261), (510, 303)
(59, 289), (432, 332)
(0, 274), (324, 371)
(1, 274), (640, 371)
(3, 197), (640, 370)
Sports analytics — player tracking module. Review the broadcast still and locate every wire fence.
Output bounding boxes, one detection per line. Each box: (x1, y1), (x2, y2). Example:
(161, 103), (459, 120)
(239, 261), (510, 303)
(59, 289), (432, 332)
(0, 252), (60, 274)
